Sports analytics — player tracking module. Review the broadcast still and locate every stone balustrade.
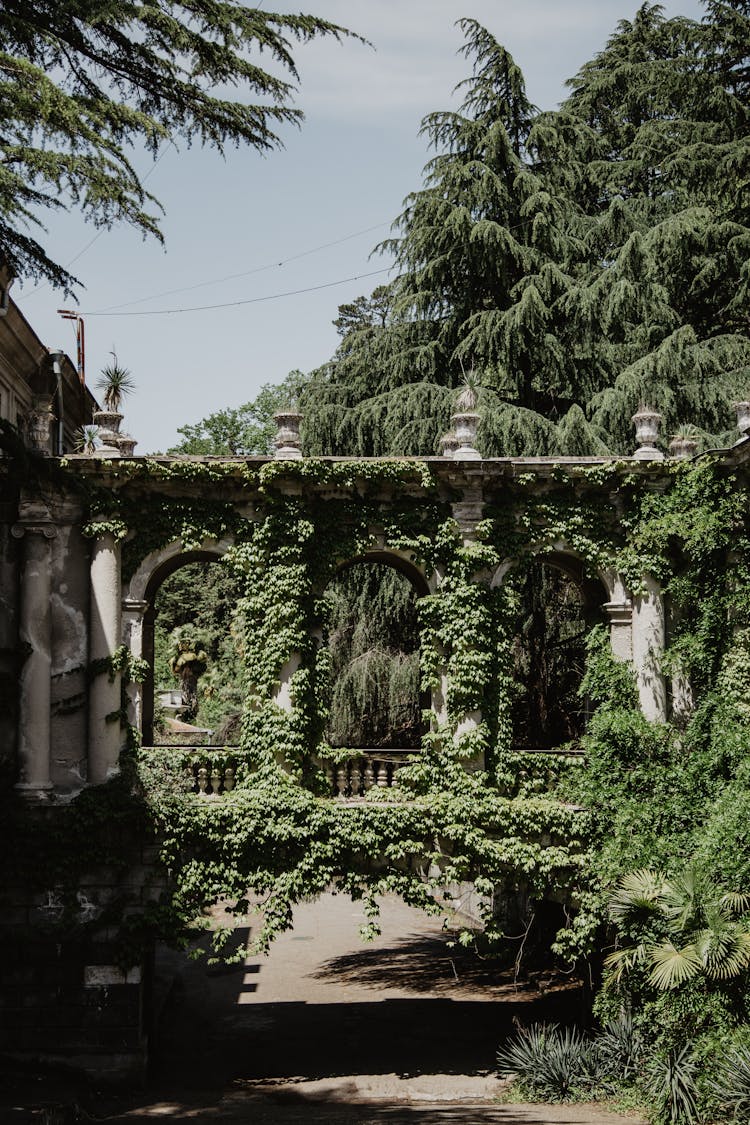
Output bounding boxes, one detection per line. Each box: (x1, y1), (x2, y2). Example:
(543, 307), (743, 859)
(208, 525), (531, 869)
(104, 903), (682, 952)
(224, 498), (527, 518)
(324, 750), (417, 798)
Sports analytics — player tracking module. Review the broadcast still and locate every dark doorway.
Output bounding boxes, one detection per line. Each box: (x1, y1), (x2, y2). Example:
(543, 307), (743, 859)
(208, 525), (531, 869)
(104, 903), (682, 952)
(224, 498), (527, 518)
(510, 556), (606, 750)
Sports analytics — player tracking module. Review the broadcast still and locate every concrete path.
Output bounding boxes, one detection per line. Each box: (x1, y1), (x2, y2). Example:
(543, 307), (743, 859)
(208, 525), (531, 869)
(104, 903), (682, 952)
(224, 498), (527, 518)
(5, 893), (644, 1123)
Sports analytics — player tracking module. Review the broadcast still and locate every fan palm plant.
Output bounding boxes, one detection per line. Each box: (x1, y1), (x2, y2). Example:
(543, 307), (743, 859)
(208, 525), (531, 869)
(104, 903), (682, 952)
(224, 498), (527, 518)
(606, 866), (750, 990)
(96, 354), (135, 412)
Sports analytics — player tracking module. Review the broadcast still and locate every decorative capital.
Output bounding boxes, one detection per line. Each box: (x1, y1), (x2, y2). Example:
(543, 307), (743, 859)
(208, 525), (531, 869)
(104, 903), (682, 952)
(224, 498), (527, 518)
(11, 522), (57, 540)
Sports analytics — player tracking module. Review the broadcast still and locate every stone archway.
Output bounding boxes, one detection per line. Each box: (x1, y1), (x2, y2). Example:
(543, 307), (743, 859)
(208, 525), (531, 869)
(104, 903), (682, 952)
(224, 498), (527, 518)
(122, 538), (232, 743)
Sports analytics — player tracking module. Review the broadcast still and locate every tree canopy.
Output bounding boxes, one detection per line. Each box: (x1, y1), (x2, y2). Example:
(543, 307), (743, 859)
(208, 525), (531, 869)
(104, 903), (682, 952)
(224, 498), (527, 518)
(0, 2), (354, 291)
(169, 368), (306, 455)
(301, 3), (750, 458)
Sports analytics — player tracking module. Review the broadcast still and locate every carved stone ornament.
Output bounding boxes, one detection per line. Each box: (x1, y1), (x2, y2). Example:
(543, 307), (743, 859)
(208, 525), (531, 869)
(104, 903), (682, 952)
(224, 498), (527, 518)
(25, 395), (55, 456)
(11, 522), (57, 539)
(733, 401), (750, 436)
(631, 407), (664, 461)
(668, 436), (699, 460)
(450, 411), (481, 461)
(92, 409), (123, 456)
(273, 411), (303, 460)
(439, 431), (459, 458)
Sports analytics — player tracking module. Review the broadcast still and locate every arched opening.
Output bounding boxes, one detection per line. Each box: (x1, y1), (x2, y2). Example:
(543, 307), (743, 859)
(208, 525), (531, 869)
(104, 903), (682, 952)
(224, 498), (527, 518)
(323, 554), (428, 754)
(142, 552), (243, 745)
(510, 554), (607, 751)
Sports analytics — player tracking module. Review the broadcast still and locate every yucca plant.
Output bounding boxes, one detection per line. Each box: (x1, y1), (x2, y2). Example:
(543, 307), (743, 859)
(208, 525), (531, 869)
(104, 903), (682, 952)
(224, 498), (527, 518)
(711, 1044), (750, 1120)
(643, 1046), (699, 1125)
(496, 1023), (598, 1100)
(96, 354), (135, 412)
(169, 627), (209, 722)
(606, 866), (750, 991)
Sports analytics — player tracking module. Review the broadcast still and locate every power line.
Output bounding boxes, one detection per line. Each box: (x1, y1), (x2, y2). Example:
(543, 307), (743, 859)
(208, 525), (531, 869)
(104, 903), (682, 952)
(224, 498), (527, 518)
(82, 267), (392, 317)
(92, 220), (391, 312)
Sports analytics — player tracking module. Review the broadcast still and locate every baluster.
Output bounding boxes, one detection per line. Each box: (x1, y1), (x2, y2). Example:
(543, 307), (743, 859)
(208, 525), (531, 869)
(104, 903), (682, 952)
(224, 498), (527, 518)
(336, 765), (348, 797)
(376, 760), (389, 788)
(210, 768), (221, 795)
(391, 761), (402, 786)
(197, 766), (209, 794)
(363, 760), (375, 791)
(224, 767), (235, 792)
(350, 761), (362, 797)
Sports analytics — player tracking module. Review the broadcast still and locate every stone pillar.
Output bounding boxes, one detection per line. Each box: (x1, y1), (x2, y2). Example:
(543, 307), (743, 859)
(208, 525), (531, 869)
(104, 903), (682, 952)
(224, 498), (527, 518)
(275, 652), (301, 711)
(121, 598), (149, 733)
(603, 600), (633, 662)
(12, 514), (56, 795)
(88, 532), (123, 784)
(632, 574), (667, 722)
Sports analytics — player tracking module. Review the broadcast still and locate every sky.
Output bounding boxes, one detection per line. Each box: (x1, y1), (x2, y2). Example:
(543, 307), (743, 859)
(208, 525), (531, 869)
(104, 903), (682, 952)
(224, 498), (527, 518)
(15, 0), (705, 454)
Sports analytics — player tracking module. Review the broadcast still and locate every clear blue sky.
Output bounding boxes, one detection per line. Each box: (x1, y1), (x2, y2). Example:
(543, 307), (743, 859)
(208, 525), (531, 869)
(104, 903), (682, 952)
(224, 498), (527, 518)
(17, 0), (705, 454)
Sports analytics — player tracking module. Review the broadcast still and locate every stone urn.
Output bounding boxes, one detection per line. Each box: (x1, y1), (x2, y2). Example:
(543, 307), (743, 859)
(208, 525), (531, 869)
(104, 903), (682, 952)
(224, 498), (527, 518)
(668, 435), (698, 460)
(631, 407), (664, 461)
(92, 409), (123, 456)
(734, 401), (750, 436)
(115, 434), (137, 457)
(273, 410), (303, 460)
(450, 411), (481, 461)
(25, 395), (55, 455)
(439, 431), (459, 458)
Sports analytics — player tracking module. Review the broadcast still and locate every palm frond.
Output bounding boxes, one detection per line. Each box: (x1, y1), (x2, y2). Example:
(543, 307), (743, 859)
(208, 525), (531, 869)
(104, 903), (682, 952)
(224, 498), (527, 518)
(648, 941), (701, 990)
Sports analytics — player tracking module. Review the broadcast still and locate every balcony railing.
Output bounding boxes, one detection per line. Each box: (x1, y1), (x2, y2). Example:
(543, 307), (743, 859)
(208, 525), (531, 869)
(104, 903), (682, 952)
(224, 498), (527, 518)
(138, 747), (419, 799)
(323, 750), (418, 798)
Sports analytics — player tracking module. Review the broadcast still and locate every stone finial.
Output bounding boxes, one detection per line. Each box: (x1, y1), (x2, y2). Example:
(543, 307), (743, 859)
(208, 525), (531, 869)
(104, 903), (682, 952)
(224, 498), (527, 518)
(273, 410), (303, 460)
(631, 406), (664, 461)
(25, 394), (55, 456)
(733, 401), (750, 437)
(439, 431), (459, 458)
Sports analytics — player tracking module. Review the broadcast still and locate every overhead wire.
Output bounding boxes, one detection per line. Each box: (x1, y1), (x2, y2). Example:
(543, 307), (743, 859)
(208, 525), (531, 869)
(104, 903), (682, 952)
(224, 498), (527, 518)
(82, 266), (392, 317)
(92, 220), (391, 312)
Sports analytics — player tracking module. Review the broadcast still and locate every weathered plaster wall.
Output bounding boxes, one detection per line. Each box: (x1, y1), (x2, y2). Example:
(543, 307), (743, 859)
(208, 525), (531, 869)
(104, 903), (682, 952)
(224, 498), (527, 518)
(49, 516), (90, 790)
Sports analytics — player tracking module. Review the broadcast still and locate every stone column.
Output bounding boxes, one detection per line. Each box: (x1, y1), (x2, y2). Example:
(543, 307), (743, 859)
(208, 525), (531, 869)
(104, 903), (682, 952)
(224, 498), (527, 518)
(632, 574), (667, 722)
(121, 598), (149, 734)
(447, 476), (487, 768)
(88, 532), (123, 784)
(12, 515), (56, 795)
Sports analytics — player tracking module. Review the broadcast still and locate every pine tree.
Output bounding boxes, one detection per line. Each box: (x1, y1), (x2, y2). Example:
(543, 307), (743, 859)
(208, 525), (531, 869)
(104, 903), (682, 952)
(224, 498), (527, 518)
(303, 3), (750, 458)
(0, 3), (354, 290)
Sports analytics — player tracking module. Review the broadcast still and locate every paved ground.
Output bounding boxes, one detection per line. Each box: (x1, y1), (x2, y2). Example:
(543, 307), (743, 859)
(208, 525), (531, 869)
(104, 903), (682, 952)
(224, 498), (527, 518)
(3, 894), (645, 1123)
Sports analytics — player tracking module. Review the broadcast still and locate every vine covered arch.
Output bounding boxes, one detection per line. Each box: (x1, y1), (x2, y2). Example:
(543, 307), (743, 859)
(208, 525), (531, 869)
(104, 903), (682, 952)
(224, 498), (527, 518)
(122, 537), (234, 741)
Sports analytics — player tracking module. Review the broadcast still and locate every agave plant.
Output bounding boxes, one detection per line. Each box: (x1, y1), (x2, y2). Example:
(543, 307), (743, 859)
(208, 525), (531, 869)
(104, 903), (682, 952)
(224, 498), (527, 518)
(96, 354), (135, 412)
(606, 866), (750, 990)
(454, 372), (480, 413)
(711, 1044), (750, 1119)
(496, 1023), (598, 1100)
(75, 425), (99, 454)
